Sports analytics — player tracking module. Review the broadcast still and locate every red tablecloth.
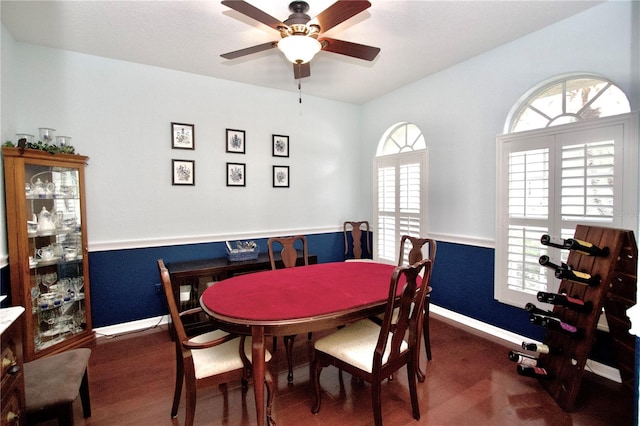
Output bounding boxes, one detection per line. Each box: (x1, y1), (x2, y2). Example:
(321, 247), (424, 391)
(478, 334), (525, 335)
(201, 261), (397, 321)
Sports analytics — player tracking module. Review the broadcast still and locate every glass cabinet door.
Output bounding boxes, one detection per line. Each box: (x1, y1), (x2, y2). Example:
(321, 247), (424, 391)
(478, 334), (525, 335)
(25, 164), (87, 353)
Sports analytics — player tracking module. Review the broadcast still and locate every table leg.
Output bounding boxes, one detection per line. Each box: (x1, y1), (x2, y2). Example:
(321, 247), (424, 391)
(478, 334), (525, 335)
(252, 326), (266, 426)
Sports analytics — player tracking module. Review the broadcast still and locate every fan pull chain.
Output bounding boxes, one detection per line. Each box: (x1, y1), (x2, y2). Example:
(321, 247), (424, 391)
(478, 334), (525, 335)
(298, 79), (302, 103)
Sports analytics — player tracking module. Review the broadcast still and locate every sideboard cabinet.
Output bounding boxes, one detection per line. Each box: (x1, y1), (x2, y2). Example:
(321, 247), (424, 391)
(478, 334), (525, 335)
(2, 147), (94, 361)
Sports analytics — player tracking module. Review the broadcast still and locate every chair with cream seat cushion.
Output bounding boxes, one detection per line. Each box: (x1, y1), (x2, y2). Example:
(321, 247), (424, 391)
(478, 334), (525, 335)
(398, 235), (437, 381)
(157, 259), (274, 426)
(311, 258), (432, 426)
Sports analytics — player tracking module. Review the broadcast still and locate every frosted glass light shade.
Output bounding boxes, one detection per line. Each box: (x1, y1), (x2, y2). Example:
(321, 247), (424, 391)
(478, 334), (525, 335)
(278, 35), (321, 64)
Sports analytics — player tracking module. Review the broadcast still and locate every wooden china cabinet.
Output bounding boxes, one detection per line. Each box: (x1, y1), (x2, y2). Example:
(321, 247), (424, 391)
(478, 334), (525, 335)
(3, 147), (94, 361)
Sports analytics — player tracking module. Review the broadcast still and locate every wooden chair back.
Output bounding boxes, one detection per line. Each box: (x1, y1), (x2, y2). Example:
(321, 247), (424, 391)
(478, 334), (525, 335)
(398, 235), (437, 266)
(376, 258), (433, 372)
(267, 235), (309, 270)
(343, 221), (371, 259)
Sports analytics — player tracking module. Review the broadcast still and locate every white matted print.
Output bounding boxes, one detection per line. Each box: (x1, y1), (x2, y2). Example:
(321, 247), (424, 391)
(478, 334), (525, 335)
(273, 165), (289, 188)
(172, 159), (195, 185)
(171, 122), (194, 149)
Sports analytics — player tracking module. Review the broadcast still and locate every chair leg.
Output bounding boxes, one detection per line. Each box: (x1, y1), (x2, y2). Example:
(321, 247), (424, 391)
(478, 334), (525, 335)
(284, 335), (296, 383)
(415, 311), (426, 383)
(184, 365), (197, 426)
(79, 369), (92, 418)
(371, 380), (383, 426)
(171, 356), (184, 418)
(407, 362), (421, 421)
(57, 402), (75, 426)
(310, 358), (323, 414)
(423, 305), (432, 361)
(265, 370), (276, 426)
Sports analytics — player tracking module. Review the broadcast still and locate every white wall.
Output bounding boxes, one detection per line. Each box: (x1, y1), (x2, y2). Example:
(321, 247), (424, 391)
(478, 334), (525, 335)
(360, 0), (639, 244)
(6, 43), (363, 250)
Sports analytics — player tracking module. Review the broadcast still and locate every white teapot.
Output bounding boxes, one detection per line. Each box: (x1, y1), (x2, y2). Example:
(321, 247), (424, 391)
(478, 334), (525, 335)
(37, 207), (57, 233)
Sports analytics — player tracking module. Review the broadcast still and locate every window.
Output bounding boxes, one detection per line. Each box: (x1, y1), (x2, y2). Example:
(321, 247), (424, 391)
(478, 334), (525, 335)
(508, 75), (631, 133)
(374, 123), (428, 263)
(496, 75), (636, 307)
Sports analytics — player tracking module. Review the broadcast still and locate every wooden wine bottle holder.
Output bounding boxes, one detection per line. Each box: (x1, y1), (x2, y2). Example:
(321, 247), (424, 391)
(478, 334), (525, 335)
(537, 225), (637, 411)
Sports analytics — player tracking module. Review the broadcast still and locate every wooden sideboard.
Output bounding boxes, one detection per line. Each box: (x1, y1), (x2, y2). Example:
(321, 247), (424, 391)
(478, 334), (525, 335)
(166, 251), (317, 336)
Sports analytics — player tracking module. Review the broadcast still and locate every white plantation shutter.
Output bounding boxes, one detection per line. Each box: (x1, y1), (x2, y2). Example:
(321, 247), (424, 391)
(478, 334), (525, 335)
(374, 151), (427, 263)
(496, 113), (637, 307)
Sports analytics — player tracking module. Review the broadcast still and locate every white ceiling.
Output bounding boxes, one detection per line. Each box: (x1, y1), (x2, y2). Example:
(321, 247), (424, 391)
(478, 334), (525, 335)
(1, 0), (603, 104)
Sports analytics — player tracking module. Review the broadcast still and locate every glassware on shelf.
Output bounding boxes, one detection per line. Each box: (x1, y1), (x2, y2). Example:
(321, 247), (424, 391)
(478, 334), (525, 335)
(38, 128), (55, 144)
(72, 277), (84, 296)
(55, 135), (72, 147)
(42, 272), (57, 293)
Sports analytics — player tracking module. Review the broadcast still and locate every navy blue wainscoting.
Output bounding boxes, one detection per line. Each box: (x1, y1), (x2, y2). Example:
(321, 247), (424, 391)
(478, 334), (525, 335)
(88, 232), (345, 328)
(430, 241), (548, 342)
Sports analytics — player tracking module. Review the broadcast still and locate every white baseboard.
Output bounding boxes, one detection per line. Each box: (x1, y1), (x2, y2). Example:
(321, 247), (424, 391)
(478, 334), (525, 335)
(94, 315), (169, 337)
(430, 304), (622, 383)
(95, 306), (623, 383)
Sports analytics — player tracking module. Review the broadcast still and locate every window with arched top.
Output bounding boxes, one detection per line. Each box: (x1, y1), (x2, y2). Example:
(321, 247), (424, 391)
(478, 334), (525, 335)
(496, 74), (637, 308)
(374, 122), (428, 263)
(377, 122), (426, 156)
(508, 75), (630, 133)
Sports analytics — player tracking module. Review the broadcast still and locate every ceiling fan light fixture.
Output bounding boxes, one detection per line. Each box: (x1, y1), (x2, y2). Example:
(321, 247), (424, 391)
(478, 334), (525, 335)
(278, 35), (321, 64)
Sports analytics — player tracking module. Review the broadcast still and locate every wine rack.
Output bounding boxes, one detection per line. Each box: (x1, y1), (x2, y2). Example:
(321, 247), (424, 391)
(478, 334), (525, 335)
(519, 225), (637, 411)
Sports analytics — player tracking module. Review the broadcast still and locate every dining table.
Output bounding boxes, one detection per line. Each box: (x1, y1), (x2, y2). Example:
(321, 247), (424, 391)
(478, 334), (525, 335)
(200, 260), (399, 426)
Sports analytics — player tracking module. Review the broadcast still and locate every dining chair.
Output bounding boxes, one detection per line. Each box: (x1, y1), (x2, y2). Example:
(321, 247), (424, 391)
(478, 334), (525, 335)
(398, 235), (437, 381)
(310, 258), (433, 426)
(157, 259), (274, 426)
(267, 235), (309, 383)
(343, 221), (371, 260)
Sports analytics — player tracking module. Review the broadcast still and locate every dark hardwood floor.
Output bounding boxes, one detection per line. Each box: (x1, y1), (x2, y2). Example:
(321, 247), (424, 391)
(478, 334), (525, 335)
(58, 317), (634, 426)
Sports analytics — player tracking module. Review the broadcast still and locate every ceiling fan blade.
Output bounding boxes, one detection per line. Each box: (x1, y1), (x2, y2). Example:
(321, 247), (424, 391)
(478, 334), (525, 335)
(293, 63), (311, 79)
(221, 0), (286, 31)
(221, 41), (278, 59)
(319, 38), (380, 61)
(312, 0), (371, 32)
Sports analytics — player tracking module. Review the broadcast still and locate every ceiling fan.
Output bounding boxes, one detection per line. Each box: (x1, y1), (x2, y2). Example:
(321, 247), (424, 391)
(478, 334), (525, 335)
(220, 0), (380, 79)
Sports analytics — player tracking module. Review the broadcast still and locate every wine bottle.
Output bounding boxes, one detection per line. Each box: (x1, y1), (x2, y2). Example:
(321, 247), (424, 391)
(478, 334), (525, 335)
(517, 365), (553, 379)
(555, 268), (600, 286)
(521, 341), (561, 354)
(540, 234), (565, 249)
(538, 255), (570, 271)
(524, 302), (559, 318)
(530, 313), (583, 338)
(508, 350), (539, 367)
(537, 291), (593, 314)
(563, 238), (609, 257)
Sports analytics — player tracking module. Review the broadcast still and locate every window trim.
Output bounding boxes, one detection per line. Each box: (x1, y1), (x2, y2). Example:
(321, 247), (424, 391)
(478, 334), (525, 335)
(373, 149), (428, 263)
(495, 112), (638, 307)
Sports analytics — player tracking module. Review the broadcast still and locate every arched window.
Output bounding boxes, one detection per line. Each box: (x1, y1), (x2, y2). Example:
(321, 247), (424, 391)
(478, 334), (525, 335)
(496, 74), (636, 307)
(508, 75), (630, 133)
(374, 122), (428, 263)
(377, 122), (426, 156)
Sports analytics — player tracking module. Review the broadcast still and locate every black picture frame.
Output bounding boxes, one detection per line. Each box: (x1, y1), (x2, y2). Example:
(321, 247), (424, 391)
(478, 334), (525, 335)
(227, 162), (246, 187)
(273, 165), (289, 188)
(272, 134), (289, 157)
(226, 129), (246, 154)
(172, 159), (195, 185)
(171, 122), (194, 150)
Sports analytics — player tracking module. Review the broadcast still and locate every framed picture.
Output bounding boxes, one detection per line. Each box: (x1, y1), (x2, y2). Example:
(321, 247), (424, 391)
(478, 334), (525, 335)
(226, 129), (245, 154)
(273, 165), (289, 188)
(227, 162), (246, 187)
(171, 122), (194, 150)
(272, 134), (289, 157)
(172, 159), (195, 185)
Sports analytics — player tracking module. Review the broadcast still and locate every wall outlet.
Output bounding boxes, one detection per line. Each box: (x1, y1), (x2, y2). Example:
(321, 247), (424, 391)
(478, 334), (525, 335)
(155, 283), (162, 295)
